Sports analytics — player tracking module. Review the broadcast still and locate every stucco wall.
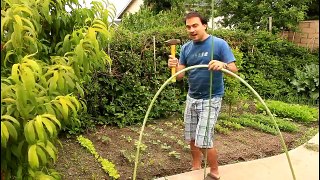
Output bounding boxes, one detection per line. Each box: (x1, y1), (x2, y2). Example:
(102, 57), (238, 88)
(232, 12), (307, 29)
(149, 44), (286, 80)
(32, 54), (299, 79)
(126, 0), (144, 14)
(281, 20), (319, 51)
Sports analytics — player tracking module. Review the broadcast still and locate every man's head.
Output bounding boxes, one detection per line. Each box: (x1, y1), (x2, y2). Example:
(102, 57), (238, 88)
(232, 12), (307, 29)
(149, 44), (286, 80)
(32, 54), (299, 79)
(184, 11), (209, 42)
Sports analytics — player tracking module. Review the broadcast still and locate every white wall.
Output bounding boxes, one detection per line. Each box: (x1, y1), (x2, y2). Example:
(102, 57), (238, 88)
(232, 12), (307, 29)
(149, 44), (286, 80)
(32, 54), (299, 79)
(125, 0), (144, 15)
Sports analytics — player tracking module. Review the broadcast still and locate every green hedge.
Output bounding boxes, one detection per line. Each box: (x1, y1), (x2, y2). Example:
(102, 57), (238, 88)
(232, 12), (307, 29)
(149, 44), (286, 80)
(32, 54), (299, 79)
(83, 27), (319, 127)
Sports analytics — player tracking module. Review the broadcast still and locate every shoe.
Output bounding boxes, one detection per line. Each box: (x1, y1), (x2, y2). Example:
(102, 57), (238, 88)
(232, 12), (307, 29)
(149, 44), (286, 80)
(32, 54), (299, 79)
(204, 173), (220, 180)
(190, 167), (201, 171)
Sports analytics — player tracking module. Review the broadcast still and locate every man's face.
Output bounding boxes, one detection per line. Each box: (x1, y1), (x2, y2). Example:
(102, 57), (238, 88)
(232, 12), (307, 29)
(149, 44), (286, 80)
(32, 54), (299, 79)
(185, 17), (207, 42)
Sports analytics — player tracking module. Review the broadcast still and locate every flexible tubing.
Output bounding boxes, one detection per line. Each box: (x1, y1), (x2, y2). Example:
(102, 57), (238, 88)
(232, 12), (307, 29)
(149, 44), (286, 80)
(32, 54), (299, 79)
(133, 65), (296, 180)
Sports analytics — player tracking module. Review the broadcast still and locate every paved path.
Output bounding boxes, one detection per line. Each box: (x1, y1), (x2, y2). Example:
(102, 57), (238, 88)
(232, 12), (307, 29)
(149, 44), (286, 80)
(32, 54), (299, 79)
(156, 133), (319, 180)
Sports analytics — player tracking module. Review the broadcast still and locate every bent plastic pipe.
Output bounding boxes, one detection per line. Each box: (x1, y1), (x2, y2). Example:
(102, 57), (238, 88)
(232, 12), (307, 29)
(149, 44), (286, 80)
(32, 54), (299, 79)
(133, 65), (296, 180)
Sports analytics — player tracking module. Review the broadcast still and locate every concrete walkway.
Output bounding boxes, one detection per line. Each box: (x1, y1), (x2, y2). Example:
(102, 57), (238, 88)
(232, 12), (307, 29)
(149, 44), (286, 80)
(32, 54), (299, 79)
(156, 133), (319, 180)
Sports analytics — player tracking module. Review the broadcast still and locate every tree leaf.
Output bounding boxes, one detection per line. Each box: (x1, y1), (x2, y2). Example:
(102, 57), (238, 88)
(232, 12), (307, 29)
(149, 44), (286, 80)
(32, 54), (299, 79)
(24, 121), (36, 144)
(41, 114), (61, 129)
(34, 116), (46, 141)
(1, 122), (9, 148)
(11, 64), (20, 84)
(36, 145), (47, 165)
(21, 66), (35, 92)
(59, 97), (69, 120)
(3, 121), (18, 141)
(41, 116), (56, 137)
(28, 144), (39, 169)
(1, 115), (20, 127)
(48, 71), (59, 94)
(3, 50), (15, 68)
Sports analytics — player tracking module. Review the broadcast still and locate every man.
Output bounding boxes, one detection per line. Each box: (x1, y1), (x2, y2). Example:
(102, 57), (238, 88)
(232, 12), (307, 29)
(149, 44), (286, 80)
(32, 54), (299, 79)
(168, 11), (238, 180)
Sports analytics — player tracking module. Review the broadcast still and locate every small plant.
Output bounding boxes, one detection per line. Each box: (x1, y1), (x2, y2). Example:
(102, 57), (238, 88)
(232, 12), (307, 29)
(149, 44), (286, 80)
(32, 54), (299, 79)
(168, 151), (181, 159)
(161, 143), (171, 150)
(155, 128), (164, 134)
(164, 122), (173, 127)
(177, 140), (185, 146)
(120, 150), (136, 163)
(121, 135), (133, 143)
(291, 64), (319, 100)
(239, 113), (299, 132)
(220, 120), (244, 130)
(215, 124), (230, 134)
(77, 135), (120, 179)
(98, 135), (111, 144)
(256, 100), (318, 122)
(151, 140), (161, 145)
(229, 116), (278, 135)
(134, 140), (148, 152)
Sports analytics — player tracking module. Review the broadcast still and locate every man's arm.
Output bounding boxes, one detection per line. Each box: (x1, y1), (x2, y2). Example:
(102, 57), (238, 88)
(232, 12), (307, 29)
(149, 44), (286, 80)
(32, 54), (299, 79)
(208, 60), (238, 73)
(224, 62), (238, 73)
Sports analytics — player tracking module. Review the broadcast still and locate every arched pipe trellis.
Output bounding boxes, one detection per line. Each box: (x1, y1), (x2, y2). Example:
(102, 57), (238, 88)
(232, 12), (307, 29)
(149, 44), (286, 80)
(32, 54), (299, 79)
(133, 65), (296, 180)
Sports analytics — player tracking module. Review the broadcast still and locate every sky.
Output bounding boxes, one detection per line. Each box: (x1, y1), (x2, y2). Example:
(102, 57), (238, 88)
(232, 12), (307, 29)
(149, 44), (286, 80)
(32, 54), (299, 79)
(81, 0), (130, 18)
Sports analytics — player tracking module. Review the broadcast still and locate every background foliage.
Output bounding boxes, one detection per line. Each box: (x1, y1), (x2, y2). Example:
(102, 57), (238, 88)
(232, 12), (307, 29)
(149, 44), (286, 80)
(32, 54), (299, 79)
(214, 0), (313, 32)
(84, 7), (318, 128)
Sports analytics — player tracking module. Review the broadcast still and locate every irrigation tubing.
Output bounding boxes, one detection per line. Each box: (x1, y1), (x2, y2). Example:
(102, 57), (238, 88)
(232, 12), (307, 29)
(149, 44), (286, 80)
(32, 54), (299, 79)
(133, 65), (296, 180)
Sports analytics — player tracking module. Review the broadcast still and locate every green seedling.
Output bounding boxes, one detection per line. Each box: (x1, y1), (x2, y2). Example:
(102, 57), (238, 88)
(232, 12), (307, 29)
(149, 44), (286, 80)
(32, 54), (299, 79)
(120, 150), (136, 163)
(168, 151), (181, 159)
(134, 140), (147, 152)
(164, 122), (173, 126)
(161, 143), (171, 150)
(99, 135), (111, 144)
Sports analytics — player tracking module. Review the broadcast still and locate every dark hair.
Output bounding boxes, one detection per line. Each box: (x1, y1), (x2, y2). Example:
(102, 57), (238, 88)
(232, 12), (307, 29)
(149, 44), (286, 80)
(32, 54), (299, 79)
(184, 11), (208, 25)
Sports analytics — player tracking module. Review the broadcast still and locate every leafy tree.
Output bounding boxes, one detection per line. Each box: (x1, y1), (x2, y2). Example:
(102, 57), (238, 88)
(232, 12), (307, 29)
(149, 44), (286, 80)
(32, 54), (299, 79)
(143, 0), (213, 16)
(1, 0), (115, 179)
(143, 0), (184, 13)
(306, 0), (319, 20)
(215, 0), (313, 32)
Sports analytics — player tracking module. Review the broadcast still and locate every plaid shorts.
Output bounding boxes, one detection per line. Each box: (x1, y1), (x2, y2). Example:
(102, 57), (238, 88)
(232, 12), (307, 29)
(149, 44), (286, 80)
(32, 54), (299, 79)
(184, 95), (222, 148)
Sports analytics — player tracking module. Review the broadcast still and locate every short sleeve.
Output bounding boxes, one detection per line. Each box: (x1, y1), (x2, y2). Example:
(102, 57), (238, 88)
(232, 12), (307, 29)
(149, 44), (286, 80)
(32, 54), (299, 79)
(220, 40), (236, 63)
(179, 44), (186, 65)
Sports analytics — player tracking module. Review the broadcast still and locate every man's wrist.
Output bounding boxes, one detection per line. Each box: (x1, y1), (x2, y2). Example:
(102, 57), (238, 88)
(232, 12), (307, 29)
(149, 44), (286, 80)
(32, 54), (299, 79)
(223, 63), (229, 69)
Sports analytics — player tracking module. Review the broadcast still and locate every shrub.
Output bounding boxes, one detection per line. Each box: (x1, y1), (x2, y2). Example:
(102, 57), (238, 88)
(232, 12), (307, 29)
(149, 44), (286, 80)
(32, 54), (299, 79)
(291, 64), (319, 100)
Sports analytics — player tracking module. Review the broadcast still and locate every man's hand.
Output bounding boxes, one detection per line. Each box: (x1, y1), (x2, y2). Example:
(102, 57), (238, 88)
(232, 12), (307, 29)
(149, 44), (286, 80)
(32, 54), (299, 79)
(168, 55), (179, 68)
(208, 60), (226, 71)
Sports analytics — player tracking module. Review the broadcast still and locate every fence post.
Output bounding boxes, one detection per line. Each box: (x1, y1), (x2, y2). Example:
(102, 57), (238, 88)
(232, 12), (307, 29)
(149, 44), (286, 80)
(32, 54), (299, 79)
(268, 17), (272, 32)
(153, 36), (156, 76)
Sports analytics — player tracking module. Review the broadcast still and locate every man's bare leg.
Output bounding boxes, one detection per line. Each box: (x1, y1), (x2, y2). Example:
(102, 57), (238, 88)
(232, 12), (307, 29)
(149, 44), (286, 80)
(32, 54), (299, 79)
(190, 140), (202, 170)
(200, 147), (219, 177)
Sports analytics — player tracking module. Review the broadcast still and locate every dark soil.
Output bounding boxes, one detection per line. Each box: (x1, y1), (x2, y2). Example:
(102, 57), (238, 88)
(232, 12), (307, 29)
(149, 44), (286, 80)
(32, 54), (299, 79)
(54, 116), (317, 180)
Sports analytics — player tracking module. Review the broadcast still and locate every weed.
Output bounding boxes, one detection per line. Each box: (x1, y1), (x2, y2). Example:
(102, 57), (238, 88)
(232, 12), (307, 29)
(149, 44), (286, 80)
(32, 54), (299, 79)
(304, 143), (319, 152)
(293, 128), (318, 147)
